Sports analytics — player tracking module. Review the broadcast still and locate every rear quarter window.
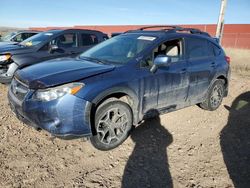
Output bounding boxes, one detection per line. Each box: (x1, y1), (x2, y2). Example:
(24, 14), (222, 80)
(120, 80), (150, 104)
(213, 43), (222, 56)
(208, 42), (222, 57)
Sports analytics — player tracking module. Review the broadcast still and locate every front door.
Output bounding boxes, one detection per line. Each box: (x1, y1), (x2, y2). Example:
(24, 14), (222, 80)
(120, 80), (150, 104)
(36, 32), (79, 62)
(138, 38), (189, 116)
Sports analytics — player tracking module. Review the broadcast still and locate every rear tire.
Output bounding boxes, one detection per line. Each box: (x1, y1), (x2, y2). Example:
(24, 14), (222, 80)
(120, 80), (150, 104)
(90, 100), (133, 150)
(200, 79), (225, 111)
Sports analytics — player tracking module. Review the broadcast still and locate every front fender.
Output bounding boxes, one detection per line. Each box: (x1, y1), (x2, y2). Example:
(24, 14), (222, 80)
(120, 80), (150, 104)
(91, 86), (140, 124)
(11, 55), (39, 68)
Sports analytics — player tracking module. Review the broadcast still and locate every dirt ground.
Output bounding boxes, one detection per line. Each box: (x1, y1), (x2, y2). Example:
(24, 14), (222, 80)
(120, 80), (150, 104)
(0, 72), (249, 188)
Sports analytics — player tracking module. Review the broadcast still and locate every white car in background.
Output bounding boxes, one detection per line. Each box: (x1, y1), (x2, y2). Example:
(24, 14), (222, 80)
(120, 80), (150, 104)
(0, 30), (39, 46)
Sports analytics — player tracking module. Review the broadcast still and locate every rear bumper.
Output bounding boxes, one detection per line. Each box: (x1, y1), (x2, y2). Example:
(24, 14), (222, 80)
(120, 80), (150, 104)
(8, 89), (93, 139)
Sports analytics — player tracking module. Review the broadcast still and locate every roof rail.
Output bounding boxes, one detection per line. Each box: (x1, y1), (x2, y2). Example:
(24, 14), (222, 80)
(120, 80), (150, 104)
(127, 25), (211, 37)
(174, 28), (211, 37)
(138, 25), (182, 31)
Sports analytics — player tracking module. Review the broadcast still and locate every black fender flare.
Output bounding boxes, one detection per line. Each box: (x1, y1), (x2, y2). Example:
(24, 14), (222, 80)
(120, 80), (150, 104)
(205, 73), (229, 99)
(91, 86), (140, 124)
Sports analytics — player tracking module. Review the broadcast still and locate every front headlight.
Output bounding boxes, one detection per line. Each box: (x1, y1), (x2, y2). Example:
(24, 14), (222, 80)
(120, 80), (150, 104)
(0, 54), (11, 62)
(33, 82), (84, 102)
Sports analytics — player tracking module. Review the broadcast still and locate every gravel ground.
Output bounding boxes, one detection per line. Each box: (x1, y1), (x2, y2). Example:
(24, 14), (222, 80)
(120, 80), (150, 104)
(0, 73), (249, 188)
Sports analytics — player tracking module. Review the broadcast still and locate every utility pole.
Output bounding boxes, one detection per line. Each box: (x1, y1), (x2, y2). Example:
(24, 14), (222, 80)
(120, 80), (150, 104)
(216, 0), (228, 44)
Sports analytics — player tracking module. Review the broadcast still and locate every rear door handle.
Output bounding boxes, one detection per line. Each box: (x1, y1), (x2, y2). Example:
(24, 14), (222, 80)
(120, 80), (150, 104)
(211, 62), (216, 67)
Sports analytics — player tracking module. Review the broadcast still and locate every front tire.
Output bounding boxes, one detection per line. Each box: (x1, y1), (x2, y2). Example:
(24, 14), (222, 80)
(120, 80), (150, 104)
(90, 100), (133, 150)
(200, 79), (225, 111)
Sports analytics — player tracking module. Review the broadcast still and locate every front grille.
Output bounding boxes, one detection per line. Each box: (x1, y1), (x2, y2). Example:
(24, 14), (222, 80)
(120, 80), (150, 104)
(11, 78), (29, 101)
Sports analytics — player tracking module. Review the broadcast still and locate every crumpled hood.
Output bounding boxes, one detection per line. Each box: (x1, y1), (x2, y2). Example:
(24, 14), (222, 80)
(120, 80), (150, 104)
(0, 44), (34, 55)
(15, 57), (115, 89)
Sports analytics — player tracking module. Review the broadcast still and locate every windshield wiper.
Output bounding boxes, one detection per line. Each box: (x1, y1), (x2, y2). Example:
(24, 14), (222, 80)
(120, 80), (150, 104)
(17, 43), (25, 47)
(80, 56), (107, 64)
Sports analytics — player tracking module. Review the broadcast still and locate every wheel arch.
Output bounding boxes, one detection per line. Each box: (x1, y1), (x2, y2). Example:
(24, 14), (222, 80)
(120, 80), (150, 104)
(216, 75), (228, 87)
(89, 87), (140, 134)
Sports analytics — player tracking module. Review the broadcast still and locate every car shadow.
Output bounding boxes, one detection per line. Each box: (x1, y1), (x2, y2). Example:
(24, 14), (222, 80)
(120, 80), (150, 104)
(122, 116), (173, 188)
(220, 91), (250, 187)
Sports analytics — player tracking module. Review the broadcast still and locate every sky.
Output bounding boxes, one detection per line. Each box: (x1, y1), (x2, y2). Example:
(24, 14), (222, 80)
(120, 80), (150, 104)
(0, 0), (249, 28)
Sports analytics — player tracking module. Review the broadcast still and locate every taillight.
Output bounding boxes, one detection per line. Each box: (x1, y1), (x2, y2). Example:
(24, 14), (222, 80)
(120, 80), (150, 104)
(225, 56), (230, 64)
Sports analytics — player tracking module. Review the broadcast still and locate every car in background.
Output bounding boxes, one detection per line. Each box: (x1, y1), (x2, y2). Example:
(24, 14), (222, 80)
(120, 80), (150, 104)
(0, 29), (108, 83)
(0, 30), (39, 46)
(8, 26), (230, 150)
(111, 32), (123, 37)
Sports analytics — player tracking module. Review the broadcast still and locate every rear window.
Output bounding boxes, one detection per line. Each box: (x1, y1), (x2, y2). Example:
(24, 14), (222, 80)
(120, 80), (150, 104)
(187, 38), (209, 59)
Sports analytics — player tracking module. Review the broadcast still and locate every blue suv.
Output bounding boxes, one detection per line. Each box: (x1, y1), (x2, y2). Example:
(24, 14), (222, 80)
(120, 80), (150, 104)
(8, 26), (230, 150)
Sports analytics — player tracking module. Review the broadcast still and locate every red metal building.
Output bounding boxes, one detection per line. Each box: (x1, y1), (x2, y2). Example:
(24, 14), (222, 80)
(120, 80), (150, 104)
(30, 24), (250, 49)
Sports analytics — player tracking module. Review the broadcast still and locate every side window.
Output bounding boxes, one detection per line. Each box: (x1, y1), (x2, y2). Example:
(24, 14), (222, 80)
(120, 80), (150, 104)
(12, 34), (22, 42)
(208, 42), (222, 57)
(187, 38), (209, 59)
(141, 38), (183, 67)
(25, 33), (37, 39)
(55, 33), (77, 48)
(20, 33), (31, 41)
(141, 53), (154, 67)
(81, 33), (98, 46)
(39, 33), (79, 51)
(208, 42), (215, 57)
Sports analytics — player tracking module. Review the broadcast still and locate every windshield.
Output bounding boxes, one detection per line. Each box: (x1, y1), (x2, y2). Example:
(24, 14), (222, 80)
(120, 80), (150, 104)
(0, 32), (17, 41)
(20, 31), (58, 47)
(80, 34), (156, 64)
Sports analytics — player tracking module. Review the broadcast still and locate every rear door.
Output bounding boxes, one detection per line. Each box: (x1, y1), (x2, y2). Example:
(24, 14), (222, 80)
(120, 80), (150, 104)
(186, 37), (215, 104)
(54, 32), (79, 57)
(78, 31), (100, 53)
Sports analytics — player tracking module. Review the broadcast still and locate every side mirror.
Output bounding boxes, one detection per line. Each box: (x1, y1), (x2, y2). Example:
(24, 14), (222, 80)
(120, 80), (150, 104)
(150, 55), (171, 73)
(49, 44), (59, 53)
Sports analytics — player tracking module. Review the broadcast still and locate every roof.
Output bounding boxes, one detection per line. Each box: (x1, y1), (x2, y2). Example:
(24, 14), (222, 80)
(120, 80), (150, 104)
(17, 30), (40, 33)
(46, 28), (106, 34)
(124, 25), (212, 40)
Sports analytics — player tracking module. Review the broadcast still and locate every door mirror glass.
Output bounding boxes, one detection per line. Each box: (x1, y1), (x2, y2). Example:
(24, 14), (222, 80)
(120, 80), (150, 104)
(150, 55), (170, 73)
(154, 55), (170, 66)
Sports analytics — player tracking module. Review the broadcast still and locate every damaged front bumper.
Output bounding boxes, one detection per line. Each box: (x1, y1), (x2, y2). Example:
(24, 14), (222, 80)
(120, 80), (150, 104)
(0, 63), (18, 84)
(8, 88), (93, 139)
